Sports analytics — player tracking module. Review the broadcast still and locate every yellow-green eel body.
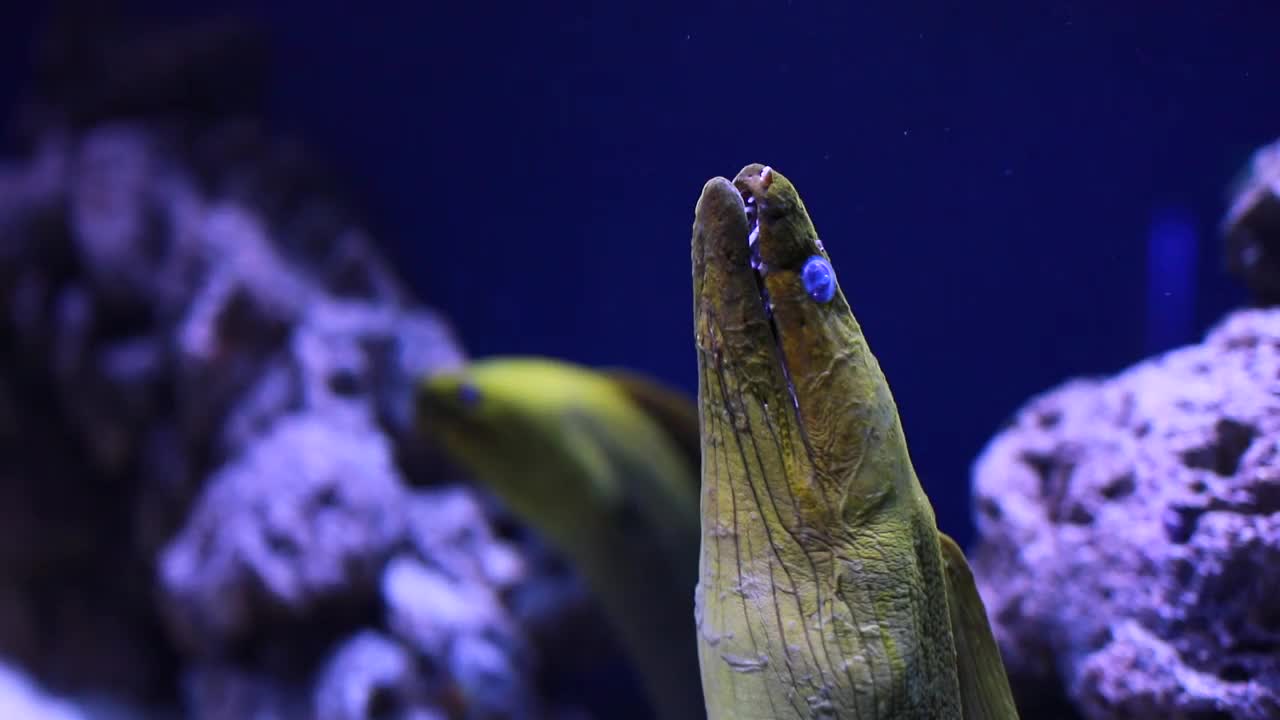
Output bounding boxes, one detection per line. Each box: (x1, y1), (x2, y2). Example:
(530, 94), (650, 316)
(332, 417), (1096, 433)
(416, 358), (706, 720)
(413, 163), (1018, 720)
(691, 164), (1019, 719)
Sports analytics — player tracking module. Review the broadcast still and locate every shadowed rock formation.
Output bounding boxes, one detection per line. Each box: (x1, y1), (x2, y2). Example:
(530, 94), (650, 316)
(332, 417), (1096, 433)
(0, 8), (632, 719)
(971, 309), (1280, 720)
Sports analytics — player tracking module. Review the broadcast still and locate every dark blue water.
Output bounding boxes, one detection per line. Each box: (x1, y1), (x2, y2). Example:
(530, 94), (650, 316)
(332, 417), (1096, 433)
(3, 2), (1275, 548)
(1146, 207), (1199, 354)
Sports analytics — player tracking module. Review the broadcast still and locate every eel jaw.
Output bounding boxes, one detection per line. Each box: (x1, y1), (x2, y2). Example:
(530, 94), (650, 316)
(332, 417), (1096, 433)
(692, 165), (802, 435)
(736, 165), (802, 416)
(744, 165), (773, 272)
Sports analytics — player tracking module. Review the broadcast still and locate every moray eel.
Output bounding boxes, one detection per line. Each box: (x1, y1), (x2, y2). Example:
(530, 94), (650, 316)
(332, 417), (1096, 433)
(691, 164), (1018, 719)
(415, 358), (706, 720)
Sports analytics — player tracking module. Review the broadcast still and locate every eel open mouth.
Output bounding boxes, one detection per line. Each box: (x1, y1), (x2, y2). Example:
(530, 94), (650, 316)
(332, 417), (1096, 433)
(696, 164), (881, 520)
(742, 165), (773, 317)
(695, 162), (846, 439)
(733, 165), (803, 415)
(744, 165), (771, 273)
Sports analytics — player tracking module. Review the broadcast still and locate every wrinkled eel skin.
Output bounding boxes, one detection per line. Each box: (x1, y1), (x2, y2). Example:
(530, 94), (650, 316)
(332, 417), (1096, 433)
(691, 164), (1018, 720)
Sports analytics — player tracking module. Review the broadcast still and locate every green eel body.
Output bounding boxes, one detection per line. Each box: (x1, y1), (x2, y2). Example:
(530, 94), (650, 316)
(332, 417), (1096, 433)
(416, 358), (706, 720)
(691, 164), (1018, 719)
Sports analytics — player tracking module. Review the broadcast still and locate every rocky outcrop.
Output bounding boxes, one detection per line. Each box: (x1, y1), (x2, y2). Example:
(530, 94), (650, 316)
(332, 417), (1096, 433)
(0, 13), (627, 720)
(1225, 137), (1280, 306)
(971, 308), (1280, 720)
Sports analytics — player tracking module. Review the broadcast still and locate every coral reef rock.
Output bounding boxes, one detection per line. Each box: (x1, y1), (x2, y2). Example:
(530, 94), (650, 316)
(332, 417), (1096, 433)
(971, 307), (1280, 720)
(1225, 137), (1280, 306)
(0, 12), (623, 720)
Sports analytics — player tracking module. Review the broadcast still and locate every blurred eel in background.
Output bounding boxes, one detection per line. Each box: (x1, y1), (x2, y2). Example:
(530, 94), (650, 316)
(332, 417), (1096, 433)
(416, 358), (705, 719)
(691, 164), (1018, 719)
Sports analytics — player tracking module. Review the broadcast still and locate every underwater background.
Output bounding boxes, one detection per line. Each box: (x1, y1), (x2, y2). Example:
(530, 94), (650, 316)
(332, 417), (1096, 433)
(2, 2), (1280, 719)
(3, 2), (1276, 546)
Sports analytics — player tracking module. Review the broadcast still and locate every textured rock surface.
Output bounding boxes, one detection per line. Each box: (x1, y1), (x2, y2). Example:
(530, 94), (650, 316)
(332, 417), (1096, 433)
(1225, 137), (1280, 306)
(0, 12), (628, 720)
(971, 308), (1280, 720)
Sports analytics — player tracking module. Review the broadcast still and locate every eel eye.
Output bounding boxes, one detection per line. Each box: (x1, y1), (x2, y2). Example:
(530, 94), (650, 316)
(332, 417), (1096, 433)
(457, 381), (482, 408)
(801, 255), (836, 304)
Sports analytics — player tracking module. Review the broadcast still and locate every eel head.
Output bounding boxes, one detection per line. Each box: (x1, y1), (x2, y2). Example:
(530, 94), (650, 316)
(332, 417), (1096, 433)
(693, 164), (909, 538)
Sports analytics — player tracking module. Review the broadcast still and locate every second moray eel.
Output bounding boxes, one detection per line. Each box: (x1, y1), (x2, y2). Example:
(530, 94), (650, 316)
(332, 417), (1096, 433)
(416, 358), (705, 719)
(691, 164), (1018, 719)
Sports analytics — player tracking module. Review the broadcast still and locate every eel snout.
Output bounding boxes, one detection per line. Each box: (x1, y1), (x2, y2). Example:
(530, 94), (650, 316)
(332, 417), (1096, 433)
(692, 171), (787, 403)
(696, 165), (894, 513)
